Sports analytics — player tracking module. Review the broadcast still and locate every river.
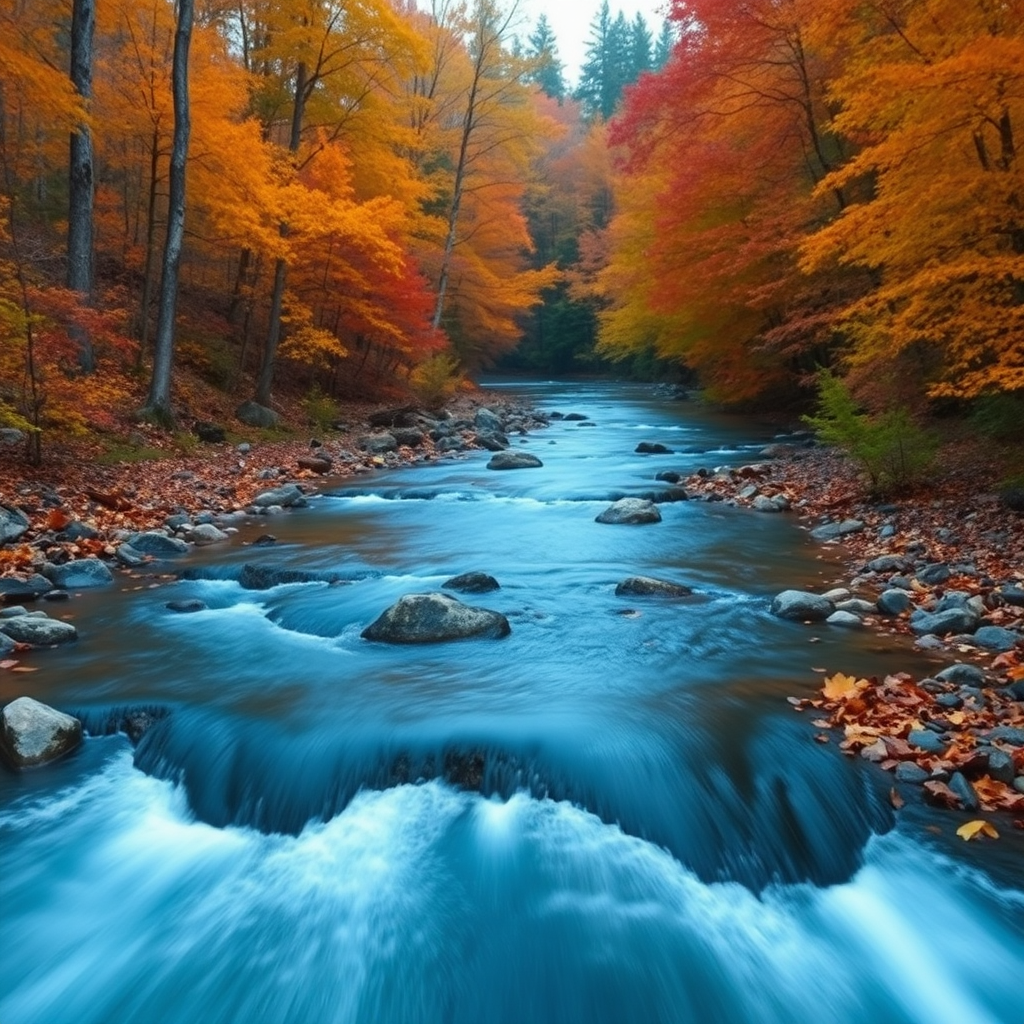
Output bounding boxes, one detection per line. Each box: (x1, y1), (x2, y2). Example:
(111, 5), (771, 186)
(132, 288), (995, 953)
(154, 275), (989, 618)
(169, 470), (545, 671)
(2, 380), (1022, 1024)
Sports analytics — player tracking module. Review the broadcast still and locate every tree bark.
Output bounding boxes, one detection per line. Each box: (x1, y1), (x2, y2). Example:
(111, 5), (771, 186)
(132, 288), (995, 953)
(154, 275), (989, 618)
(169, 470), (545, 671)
(141, 0), (193, 424)
(67, 0), (96, 372)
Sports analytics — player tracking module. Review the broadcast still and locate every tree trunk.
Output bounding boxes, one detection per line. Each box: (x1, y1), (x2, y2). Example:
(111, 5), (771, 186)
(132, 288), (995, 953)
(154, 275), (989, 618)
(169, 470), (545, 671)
(141, 0), (193, 425)
(67, 0), (96, 372)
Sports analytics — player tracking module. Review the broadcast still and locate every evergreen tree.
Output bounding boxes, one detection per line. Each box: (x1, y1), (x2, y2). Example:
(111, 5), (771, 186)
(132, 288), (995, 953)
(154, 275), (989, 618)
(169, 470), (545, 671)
(628, 13), (653, 81)
(526, 13), (565, 100)
(653, 19), (675, 70)
(576, 2), (622, 120)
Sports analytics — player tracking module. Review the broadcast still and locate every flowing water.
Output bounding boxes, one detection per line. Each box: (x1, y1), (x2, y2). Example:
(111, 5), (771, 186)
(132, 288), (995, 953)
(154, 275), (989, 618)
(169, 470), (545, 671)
(2, 380), (1022, 1024)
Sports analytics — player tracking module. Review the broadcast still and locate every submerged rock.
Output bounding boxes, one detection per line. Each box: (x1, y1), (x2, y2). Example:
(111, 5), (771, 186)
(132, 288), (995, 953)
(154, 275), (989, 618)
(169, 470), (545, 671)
(41, 557), (114, 589)
(0, 696), (82, 768)
(615, 576), (692, 598)
(442, 572), (500, 594)
(595, 498), (662, 525)
(361, 592), (510, 644)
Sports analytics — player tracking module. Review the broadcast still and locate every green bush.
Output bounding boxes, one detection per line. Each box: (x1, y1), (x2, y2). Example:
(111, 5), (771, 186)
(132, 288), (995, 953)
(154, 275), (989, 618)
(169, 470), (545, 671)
(804, 370), (937, 494)
(410, 352), (463, 410)
(301, 384), (338, 433)
(970, 392), (1024, 441)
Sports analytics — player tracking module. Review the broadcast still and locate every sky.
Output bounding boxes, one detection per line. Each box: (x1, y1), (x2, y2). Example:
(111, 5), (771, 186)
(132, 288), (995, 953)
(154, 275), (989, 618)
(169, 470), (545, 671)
(512, 0), (670, 85)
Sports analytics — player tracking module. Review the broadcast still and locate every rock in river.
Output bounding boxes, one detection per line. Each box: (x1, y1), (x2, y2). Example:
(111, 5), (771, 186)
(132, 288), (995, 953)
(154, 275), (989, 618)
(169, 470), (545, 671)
(615, 576), (692, 598)
(770, 590), (834, 622)
(443, 572), (501, 594)
(41, 557), (114, 589)
(486, 451), (543, 470)
(362, 592), (510, 644)
(595, 498), (662, 525)
(0, 614), (78, 646)
(0, 696), (82, 768)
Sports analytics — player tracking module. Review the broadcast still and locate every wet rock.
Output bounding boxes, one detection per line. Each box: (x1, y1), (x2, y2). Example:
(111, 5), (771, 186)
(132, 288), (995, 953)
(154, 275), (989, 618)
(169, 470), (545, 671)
(595, 498), (662, 525)
(827, 610), (863, 628)
(864, 555), (914, 574)
(0, 697), (82, 768)
(41, 558), (113, 589)
(909, 608), (979, 636)
(115, 543), (147, 567)
(486, 451), (543, 470)
(877, 589), (912, 616)
(0, 614), (78, 646)
(908, 730), (948, 754)
(811, 519), (865, 541)
(443, 572), (500, 594)
(985, 749), (1016, 785)
(988, 726), (1024, 745)
(948, 772), (980, 811)
(615, 576), (693, 598)
(636, 442), (674, 454)
(193, 421), (226, 443)
(127, 531), (190, 556)
(475, 433), (508, 452)
(563, 413), (589, 421)
(166, 599), (208, 614)
(235, 401), (280, 428)
(252, 485), (306, 509)
(895, 762), (930, 784)
(752, 495), (788, 513)
(655, 471), (682, 484)
(0, 504), (31, 544)
(915, 563), (952, 586)
(188, 524), (230, 546)
(972, 626), (1020, 652)
(997, 585), (1024, 607)
(474, 408), (504, 434)
(362, 592), (510, 644)
(835, 599), (877, 615)
(238, 564), (342, 591)
(770, 590), (834, 622)
(0, 574), (54, 602)
(823, 588), (851, 603)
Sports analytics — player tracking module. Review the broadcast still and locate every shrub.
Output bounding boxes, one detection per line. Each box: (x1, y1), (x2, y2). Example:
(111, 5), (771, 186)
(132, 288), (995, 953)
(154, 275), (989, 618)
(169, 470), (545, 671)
(410, 352), (463, 410)
(301, 384), (338, 433)
(970, 392), (1024, 441)
(804, 370), (937, 494)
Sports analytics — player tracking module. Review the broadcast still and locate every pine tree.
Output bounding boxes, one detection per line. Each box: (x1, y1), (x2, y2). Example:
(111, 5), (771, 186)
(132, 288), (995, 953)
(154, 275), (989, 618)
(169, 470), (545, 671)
(653, 19), (675, 70)
(526, 13), (565, 101)
(628, 13), (652, 81)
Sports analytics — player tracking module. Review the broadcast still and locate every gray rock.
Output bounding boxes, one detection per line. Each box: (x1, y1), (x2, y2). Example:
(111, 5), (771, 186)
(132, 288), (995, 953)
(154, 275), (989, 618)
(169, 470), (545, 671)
(914, 634), (946, 650)
(988, 726), (1024, 746)
(0, 427), (25, 445)
(474, 408), (504, 434)
(972, 626), (1020, 652)
(0, 504), (31, 544)
(486, 451), (543, 470)
(908, 729), (948, 754)
(563, 413), (589, 422)
(759, 443), (794, 459)
(475, 433), (508, 452)
(865, 555), (914, 574)
(0, 632), (14, 654)
(915, 563), (952, 586)
(836, 599), (877, 615)
(0, 574), (53, 601)
(935, 693), (963, 710)
(164, 514), (192, 531)
(392, 428), (426, 448)
(655, 471), (682, 484)
(738, 485), (760, 501)
(166, 599), (208, 614)
(770, 590), (834, 622)
(986, 749), (1016, 785)
(362, 592), (510, 644)
(188, 524), (229, 546)
(0, 615), (78, 646)
(127, 531), (190, 556)
(948, 772), (980, 811)
(442, 572), (500, 594)
(115, 543), (147, 567)
(595, 498), (662, 525)
(811, 519), (865, 541)
(615, 576), (693, 598)
(0, 606), (28, 619)
(238, 564), (342, 590)
(360, 433), (398, 454)
(827, 610), (863, 628)
(252, 485), (306, 509)
(0, 697), (82, 768)
(937, 663), (983, 688)
(41, 558), (113, 589)
(895, 762), (930, 784)
(635, 442), (673, 454)
(997, 586), (1024, 607)
(235, 401), (280, 428)
(822, 588), (851, 603)
(237, 442), (252, 455)
(877, 589), (912, 616)
(297, 456), (332, 474)
(909, 608), (979, 636)
(60, 521), (100, 542)
(934, 591), (971, 612)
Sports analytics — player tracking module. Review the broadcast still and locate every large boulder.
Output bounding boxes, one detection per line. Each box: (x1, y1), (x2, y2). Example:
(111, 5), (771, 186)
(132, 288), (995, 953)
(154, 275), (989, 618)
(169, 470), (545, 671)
(474, 407), (504, 434)
(0, 504), (30, 544)
(362, 592), (510, 644)
(235, 401), (280, 428)
(41, 557), (114, 589)
(615, 576), (692, 597)
(359, 433), (398, 454)
(0, 614), (78, 646)
(127, 531), (190, 556)
(595, 498), (662, 525)
(442, 572), (500, 594)
(0, 574), (53, 602)
(0, 697), (82, 768)
(770, 590), (834, 622)
(252, 484), (306, 508)
(487, 451), (543, 470)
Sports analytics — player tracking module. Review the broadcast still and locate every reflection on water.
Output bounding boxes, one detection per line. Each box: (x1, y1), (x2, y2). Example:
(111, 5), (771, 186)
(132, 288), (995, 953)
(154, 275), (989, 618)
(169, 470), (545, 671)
(2, 380), (1022, 1024)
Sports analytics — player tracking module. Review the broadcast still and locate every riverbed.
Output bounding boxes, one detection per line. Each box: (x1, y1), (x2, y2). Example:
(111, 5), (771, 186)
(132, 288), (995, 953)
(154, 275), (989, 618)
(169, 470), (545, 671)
(2, 380), (1022, 1024)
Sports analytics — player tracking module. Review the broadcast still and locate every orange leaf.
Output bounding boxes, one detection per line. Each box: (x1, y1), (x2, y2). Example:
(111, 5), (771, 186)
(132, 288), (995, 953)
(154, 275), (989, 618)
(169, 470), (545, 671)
(822, 672), (868, 701)
(956, 820), (999, 841)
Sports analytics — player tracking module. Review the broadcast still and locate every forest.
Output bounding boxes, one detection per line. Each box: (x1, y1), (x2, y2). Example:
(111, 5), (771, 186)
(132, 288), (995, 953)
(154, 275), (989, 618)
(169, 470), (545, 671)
(1, 0), (1022, 464)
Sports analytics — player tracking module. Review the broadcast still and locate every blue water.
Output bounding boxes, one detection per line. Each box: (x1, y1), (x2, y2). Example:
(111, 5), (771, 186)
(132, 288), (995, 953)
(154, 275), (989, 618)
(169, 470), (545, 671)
(2, 380), (1022, 1024)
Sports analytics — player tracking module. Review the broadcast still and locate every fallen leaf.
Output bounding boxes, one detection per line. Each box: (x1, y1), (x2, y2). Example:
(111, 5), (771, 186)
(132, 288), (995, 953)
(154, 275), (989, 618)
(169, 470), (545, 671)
(956, 820), (999, 841)
(0, 659), (19, 669)
(814, 733), (830, 744)
(823, 672), (868, 701)
(11, 666), (38, 673)
(889, 787), (905, 810)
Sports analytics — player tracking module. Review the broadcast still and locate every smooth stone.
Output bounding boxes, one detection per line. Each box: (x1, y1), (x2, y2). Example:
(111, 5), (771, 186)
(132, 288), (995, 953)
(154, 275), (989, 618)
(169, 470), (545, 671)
(361, 593), (510, 644)
(115, 543), (147, 567)
(909, 608), (979, 637)
(998, 586), (1024, 607)
(486, 452), (543, 470)
(835, 599), (877, 615)
(0, 504), (31, 544)
(595, 498), (662, 525)
(635, 442), (673, 454)
(615, 576), (693, 598)
(971, 626), (1020, 652)
(986, 749), (1016, 785)
(864, 555), (913, 574)
(907, 729), (948, 754)
(0, 614), (77, 646)
(127, 531), (190, 556)
(915, 563), (952, 586)
(894, 762), (930, 784)
(252, 485), (306, 508)
(811, 519), (864, 541)
(822, 588), (851, 603)
(827, 610), (862, 628)
(770, 590), (834, 622)
(442, 572), (500, 594)
(235, 400), (280, 428)
(238, 564), (342, 591)
(189, 524), (230, 546)
(877, 589), (912, 615)
(41, 557), (113, 589)
(0, 697), (82, 768)
(0, 574), (53, 601)
(166, 599), (208, 614)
